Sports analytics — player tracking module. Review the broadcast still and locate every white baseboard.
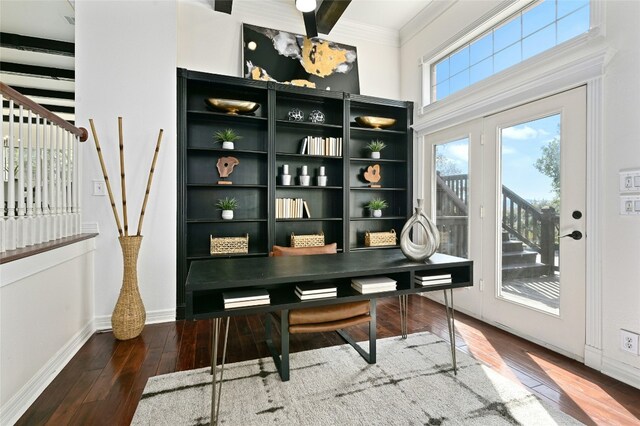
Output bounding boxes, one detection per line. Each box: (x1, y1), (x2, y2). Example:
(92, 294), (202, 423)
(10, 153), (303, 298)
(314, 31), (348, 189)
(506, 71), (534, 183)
(94, 308), (176, 331)
(601, 355), (640, 389)
(0, 321), (95, 426)
(584, 345), (603, 370)
(81, 222), (100, 234)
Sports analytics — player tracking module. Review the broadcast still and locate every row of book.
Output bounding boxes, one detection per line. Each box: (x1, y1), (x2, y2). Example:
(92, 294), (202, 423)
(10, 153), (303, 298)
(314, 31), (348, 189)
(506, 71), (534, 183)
(414, 273), (452, 287)
(276, 198), (311, 219)
(299, 136), (343, 157)
(295, 282), (337, 300)
(351, 276), (397, 294)
(222, 289), (270, 309)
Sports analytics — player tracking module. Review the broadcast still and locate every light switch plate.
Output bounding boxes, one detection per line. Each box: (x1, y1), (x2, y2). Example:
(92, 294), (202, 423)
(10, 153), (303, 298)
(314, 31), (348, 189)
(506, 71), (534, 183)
(92, 180), (106, 196)
(619, 169), (640, 193)
(620, 195), (640, 215)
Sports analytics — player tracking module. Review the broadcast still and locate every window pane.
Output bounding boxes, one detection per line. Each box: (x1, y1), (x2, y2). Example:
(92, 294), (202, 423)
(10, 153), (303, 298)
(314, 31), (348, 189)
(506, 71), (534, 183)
(449, 70), (470, 95)
(494, 16), (521, 51)
(494, 42), (521, 73)
(558, 0), (589, 18)
(523, 24), (556, 60)
(435, 58), (450, 84)
(470, 57), (493, 84)
(435, 79), (450, 101)
(450, 46), (470, 75)
(557, 6), (589, 43)
(523, 0), (555, 37)
(470, 33), (493, 65)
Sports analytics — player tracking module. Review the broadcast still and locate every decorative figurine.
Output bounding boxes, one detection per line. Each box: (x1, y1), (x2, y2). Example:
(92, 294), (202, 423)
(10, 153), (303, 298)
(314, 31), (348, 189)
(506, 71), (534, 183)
(216, 156), (239, 185)
(317, 166), (327, 186)
(299, 165), (310, 186)
(288, 108), (304, 122)
(309, 110), (326, 124)
(364, 164), (381, 188)
(281, 164), (292, 186)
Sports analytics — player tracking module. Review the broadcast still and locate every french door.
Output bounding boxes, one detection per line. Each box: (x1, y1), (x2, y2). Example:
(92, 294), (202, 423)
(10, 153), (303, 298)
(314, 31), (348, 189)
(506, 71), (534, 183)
(426, 87), (586, 359)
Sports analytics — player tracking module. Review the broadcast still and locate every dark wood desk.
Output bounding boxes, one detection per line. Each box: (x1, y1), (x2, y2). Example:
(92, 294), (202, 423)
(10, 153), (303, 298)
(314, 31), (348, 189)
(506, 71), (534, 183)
(185, 249), (473, 424)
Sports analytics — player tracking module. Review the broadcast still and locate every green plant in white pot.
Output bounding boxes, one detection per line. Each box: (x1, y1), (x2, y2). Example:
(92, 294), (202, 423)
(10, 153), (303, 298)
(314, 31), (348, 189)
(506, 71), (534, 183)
(214, 129), (242, 150)
(366, 198), (388, 218)
(366, 140), (386, 159)
(216, 197), (239, 220)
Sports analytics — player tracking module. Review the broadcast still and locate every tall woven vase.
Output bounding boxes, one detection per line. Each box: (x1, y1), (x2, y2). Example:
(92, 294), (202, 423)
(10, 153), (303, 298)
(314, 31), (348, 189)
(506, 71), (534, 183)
(112, 235), (146, 340)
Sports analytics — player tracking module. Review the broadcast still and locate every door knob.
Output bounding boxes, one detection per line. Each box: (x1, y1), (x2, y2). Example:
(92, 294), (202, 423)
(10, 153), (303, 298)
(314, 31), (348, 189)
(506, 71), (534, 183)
(561, 230), (583, 240)
(572, 210), (582, 219)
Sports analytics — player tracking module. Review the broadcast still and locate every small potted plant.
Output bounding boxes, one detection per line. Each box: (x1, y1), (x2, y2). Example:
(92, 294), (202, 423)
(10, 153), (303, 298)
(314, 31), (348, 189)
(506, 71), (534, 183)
(216, 197), (239, 220)
(366, 140), (387, 159)
(214, 128), (242, 150)
(366, 198), (388, 218)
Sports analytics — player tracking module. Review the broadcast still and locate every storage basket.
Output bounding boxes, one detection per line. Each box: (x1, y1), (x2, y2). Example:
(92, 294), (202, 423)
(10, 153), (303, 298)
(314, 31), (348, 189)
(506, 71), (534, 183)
(210, 234), (249, 255)
(290, 231), (325, 248)
(365, 229), (396, 247)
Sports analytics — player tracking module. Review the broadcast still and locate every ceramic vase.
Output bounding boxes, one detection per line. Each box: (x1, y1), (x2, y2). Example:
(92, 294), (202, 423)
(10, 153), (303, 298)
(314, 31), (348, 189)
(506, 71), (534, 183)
(111, 235), (146, 340)
(371, 151), (381, 159)
(372, 209), (382, 218)
(400, 199), (440, 261)
(221, 210), (234, 220)
(222, 141), (234, 149)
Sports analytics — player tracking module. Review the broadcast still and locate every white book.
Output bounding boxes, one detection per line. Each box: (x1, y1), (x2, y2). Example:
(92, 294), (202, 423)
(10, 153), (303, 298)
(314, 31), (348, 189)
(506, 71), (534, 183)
(415, 278), (452, 286)
(351, 276), (397, 287)
(351, 283), (396, 294)
(300, 137), (308, 155)
(415, 273), (452, 281)
(351, 281), (397, 290)
(223, 289), (269, 303)
(225, 299), (271, 309)
(296, 290), (337, 300)
(296, 283), (338, 294)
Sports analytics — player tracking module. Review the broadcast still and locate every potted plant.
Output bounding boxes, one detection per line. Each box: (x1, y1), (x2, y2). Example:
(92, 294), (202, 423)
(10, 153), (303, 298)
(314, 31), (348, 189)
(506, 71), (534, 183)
(214, 128), (242, 150)
(366, 140), (387, 159)
(216, 197), (239, 220)
(366, 198), (388, 218)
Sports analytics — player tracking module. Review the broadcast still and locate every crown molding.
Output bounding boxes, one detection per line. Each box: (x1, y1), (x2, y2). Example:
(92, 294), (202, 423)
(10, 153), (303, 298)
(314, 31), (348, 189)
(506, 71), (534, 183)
(399, 0), (458, 46)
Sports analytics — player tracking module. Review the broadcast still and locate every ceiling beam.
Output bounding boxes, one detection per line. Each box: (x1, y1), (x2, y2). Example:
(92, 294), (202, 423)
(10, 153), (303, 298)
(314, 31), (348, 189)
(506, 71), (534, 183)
(0, 62), (74, 81)
(214, 0), (233, 14)
(303, 11), (318, 38)
(6, 86), (74, 101)
(3, 100), (74, 115)
(316, 0), (351, 35)
(0, 32), (74, 57)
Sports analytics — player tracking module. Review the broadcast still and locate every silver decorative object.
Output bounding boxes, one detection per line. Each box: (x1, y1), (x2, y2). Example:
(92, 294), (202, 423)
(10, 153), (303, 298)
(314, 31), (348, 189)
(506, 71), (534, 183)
(400, 199), (440, 261)
(309, 109), (325, 124)
(288, 108), (304, 121)
(317, 166), (327, 186)
(299, 165), (310, 186)
(281, 164), (292, 185)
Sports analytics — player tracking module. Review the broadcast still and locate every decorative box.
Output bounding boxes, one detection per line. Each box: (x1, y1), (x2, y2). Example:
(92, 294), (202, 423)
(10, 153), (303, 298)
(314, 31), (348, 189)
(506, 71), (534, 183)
(210, 234), (249, 255)
(290, 231), (325, 248)
(365, 229), (396, 247)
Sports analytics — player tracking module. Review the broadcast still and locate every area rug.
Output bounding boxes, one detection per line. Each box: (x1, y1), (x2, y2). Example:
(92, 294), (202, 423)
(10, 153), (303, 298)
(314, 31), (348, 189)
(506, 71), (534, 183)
(132, 332), (581, 425)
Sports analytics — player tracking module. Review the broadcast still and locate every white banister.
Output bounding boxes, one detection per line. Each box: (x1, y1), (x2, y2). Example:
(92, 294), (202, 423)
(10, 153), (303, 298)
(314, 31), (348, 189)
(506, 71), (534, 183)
(6, 100), (17, 251)
(16, 105), (27, 248)
(35, 117), (44, 244)
(26, 110), (35, 246)
(73, 135), (80, 233)
(0, 98), (5, 253)
(62, 129), (68, 236)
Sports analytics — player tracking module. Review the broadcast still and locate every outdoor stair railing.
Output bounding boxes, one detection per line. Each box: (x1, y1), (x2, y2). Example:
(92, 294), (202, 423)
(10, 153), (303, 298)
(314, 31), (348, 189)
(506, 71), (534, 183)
(1, 82), (88, 253)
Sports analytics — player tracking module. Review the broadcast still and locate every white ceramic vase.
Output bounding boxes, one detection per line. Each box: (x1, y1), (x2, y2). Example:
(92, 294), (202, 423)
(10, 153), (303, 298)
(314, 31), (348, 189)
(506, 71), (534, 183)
(372, 209), (382, 218)
(371, 152), (381, 159)
(221, 210), (234, 220)
(222, 141), (234, 150)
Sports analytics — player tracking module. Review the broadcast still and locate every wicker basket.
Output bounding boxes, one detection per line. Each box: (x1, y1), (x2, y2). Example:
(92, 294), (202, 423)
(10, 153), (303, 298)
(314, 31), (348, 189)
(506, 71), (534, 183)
(210, 234), (249, 255)
(365, 229), (397, 247)
(290, 231), (325, 248)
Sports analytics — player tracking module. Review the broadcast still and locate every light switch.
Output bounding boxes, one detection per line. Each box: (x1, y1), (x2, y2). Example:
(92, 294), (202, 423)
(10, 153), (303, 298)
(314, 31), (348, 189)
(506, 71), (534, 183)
(93, 180), (106, 196)
(620, 195), (640, 215)
(620, 169), (640, 193)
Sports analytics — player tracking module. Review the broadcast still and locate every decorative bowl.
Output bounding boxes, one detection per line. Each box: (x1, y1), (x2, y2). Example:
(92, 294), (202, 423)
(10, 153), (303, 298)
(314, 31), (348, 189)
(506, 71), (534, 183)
(206, 98), (260, 115)
(355, 116), (397, 129)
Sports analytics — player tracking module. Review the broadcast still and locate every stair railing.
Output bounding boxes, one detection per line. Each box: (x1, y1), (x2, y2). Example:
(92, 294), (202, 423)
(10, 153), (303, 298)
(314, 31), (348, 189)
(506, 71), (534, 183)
(1, 82), (88, 253)
(436, 174), (469, 257)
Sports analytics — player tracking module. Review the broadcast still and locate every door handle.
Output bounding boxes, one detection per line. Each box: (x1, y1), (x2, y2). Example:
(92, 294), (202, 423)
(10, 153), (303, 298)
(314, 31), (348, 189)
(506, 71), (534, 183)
(561, 230), (583, 240)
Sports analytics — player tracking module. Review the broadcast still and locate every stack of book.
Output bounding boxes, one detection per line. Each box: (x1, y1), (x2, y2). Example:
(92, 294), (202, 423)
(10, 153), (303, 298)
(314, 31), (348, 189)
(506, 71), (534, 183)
(276, 198), (310, 219)
(223, 289), (270, 309)
(414, 273), (452, 287)
(299, 136), (343, 157)
(351, 276), (397, 294)
(295, 283), (337, 300)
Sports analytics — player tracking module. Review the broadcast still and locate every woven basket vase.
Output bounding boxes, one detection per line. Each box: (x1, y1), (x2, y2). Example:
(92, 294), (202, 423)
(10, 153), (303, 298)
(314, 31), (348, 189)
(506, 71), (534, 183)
(111, 235), (146, 340)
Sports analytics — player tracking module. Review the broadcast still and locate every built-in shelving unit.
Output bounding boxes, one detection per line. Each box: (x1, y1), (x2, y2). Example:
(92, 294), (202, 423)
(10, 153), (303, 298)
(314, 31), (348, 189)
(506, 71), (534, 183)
(177, 69), (412, 318)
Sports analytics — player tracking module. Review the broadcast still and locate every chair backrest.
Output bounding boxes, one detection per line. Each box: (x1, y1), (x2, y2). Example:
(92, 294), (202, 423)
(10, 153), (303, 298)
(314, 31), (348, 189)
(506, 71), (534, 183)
(271, 243), (337, 257)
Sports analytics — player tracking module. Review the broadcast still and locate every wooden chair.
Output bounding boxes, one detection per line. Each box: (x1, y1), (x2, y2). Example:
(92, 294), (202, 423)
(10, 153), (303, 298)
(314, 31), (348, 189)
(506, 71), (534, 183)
(265, 243), (376, 381)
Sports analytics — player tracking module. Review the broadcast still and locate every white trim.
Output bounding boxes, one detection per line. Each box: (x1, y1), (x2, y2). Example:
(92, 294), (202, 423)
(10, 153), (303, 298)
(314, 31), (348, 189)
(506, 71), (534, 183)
(400, 0), (459, 46)
(94, 308), (176, 330)
(601, 356), (640, 389)
(584, 345), (602, 370)
(0, 237), (96, 287)
(0, 321), (95, 426)
(81, 221), (99, 234)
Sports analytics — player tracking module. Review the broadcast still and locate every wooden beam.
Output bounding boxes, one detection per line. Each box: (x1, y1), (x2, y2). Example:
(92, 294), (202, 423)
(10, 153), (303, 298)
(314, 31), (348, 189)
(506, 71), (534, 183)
(0, 32), (74, 57)
(7, 85), (74, 101)
(316, 0), (351, 35)
(0, 62), (74, 81)
(2, 100), (74, 115)
(303, 11), (318, 38)
(214, 0), (233, 14)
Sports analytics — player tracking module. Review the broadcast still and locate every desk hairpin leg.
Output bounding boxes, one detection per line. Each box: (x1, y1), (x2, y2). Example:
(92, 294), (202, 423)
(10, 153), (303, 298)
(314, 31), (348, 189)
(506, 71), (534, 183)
(210, 317), (230, 426)
(398, 294), (408, 339)
(442, 289), (458, 375)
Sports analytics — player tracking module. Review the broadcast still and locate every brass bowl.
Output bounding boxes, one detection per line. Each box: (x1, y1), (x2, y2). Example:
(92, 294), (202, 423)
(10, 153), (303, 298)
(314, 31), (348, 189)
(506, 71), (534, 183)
(355, 116), (396, 129)
(206, 98), (260, 115)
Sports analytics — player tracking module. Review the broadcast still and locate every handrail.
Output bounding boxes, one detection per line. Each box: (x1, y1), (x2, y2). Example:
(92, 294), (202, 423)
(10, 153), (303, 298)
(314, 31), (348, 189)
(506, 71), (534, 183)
(0, 82), (88, 141)
(436, 174), (468, 215)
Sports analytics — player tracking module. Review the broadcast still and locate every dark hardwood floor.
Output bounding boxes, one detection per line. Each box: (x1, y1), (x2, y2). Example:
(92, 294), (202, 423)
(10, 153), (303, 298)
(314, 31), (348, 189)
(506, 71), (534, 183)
(17, 296), (640, 425)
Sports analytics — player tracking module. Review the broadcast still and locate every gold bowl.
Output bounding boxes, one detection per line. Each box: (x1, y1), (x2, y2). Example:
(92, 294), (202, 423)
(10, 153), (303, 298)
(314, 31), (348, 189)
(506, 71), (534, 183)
(206, 98), (260, 115)
(355, 116), (397, 129)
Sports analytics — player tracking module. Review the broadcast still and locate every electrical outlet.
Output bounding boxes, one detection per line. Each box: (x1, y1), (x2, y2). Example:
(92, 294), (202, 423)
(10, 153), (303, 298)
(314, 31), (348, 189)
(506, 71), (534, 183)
(92, 180), (106, 196)
(620, 329), (639, 355)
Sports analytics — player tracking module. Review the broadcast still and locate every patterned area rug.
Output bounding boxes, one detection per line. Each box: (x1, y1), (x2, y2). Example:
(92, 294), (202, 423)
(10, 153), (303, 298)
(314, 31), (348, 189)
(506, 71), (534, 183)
(133, 332), (581, 425)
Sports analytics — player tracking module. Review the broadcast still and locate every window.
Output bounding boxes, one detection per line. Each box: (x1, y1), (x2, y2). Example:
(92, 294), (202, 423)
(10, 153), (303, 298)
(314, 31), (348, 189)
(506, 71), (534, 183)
(430, 0), (590, 102)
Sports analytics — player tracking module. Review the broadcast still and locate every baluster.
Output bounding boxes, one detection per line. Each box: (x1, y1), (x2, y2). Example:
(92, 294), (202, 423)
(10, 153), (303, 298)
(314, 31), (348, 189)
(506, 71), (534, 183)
(26, 110), (35, 246)
(16, 105), (27, 248)
(0, 97), (5, 253)
(35, 116), (44, 244)
(56, 125), (63, 237)
(6, 100), (17, 250)
(73, 135), (80, 234)
(44, 120), (51, 241)
(49, 123), (57, 240)
(61, 128), (68, 236)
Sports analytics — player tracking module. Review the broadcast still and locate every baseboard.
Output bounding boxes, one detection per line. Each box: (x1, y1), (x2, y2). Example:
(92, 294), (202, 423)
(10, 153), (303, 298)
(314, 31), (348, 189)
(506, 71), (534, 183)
(601, 355), (640, 389)
(584, 345), (603, 370)
(94, 308), (176, 331)
(0, 321), (95, 426)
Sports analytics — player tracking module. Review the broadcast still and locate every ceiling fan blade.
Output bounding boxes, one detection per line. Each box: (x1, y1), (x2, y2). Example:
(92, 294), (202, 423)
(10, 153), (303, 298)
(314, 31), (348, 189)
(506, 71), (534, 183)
(214, 0), (233, 14)
(302, 11), (318, 38)
(316, 0), (351, 35)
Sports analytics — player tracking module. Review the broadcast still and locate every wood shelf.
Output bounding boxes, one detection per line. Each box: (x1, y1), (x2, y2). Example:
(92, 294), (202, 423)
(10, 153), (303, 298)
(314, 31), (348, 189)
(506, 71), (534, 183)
(276, 152), (342, 160)
(276, 217), (343, 222)
(187, 183), (268, 188)
(276, 119), (342, 129)
(350, 216), (406, 221)
(349, 125), (406, 135)
(350, 157), (406, 163)
(276, 185), (342, 190)
(187, 147), (267, 155)
(188, 110), (268, 122)
(350, 187), (407, 191)
(187, 218), (268, 223)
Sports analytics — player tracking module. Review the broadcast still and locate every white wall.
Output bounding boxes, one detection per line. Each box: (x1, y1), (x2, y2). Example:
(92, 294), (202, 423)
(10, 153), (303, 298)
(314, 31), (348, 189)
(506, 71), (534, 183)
(0, 240), (95, 425)
(400, 0), (640, 385)
(76, 0), (178, 324)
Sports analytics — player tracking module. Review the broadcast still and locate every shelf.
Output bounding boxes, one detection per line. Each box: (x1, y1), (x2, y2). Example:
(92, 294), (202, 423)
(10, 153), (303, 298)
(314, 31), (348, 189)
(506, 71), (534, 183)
(349, 125), (406, 135)
(276, 218), (342, 222)
(187, 183), (268, 188)
(350, 245), (401, 251)
(350, 216), (406, 221)
(187, 218), (268, 223)
(187, 147), (267, 155)
(276, 152), (342, 160)
(350, 157), (406, 163)
(188, 110), (268, 122)
(188, 252), (269, 261)
(350, 187), (407, 191)
(276, 119), (342, 129)
(276, 185), (342, 190)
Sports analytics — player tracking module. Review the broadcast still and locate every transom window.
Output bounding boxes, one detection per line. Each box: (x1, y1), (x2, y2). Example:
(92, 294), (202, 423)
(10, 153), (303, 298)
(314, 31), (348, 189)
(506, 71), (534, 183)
(431, 0), (590, 102)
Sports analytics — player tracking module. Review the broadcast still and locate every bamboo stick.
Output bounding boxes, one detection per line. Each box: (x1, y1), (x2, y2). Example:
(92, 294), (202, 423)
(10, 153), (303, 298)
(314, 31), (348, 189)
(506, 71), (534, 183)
(118, 117), (129, 236)
(89, 119), (123, 236)
(136, 129), (164, 236)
